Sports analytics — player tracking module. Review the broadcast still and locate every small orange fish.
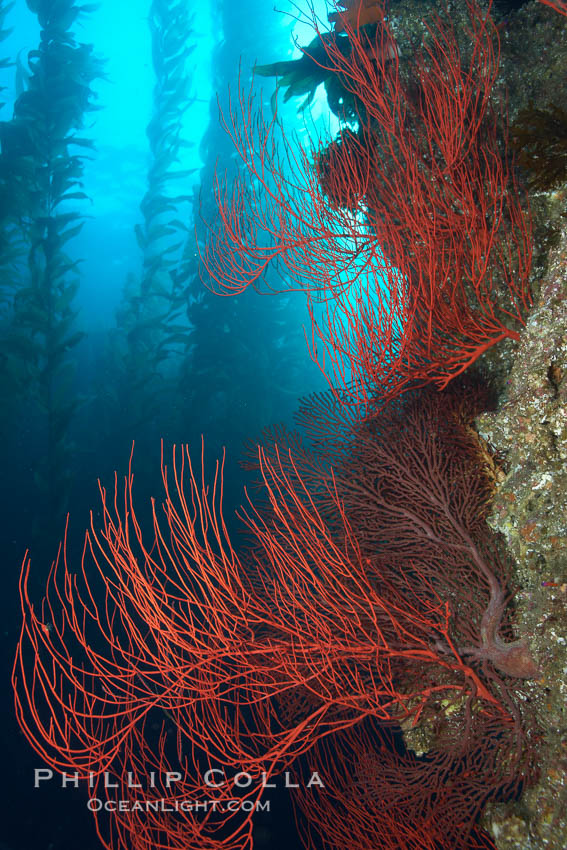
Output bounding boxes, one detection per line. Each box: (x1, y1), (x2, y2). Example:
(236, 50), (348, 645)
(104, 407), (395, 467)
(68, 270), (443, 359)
(329, 0), (385, 32)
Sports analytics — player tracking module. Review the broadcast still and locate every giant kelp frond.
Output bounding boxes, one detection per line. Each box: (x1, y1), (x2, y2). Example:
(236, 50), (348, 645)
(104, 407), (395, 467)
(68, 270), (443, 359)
(254, 34), (350, 110)
(253, 5), (397, 116)
(512, 103), (567, 192)
(0, 1), (14, 111)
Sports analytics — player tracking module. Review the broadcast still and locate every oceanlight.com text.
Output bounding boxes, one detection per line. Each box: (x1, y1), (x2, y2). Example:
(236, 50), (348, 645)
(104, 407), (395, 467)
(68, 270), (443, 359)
(86, 798), (271, 813)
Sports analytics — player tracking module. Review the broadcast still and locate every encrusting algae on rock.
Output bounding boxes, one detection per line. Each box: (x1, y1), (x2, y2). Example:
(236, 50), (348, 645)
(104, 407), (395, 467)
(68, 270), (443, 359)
(476, 217), (567, 849)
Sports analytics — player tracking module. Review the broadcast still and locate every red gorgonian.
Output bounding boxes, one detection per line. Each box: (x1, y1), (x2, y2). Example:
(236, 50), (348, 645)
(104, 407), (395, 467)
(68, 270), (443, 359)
(13, 386), (538, 848)
(201, 0), (533, 409)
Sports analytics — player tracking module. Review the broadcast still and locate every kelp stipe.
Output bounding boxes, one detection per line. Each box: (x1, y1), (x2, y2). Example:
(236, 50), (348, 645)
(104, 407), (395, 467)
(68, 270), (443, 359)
(110, 0), (194, 442)
(0, 0), (13, 112)
(0, 0), (17, 290)
(0, 0), (103, 540)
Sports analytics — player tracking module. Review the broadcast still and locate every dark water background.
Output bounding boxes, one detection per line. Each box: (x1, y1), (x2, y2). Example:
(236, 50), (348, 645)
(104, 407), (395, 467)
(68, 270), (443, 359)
(0, 1), (335, 846)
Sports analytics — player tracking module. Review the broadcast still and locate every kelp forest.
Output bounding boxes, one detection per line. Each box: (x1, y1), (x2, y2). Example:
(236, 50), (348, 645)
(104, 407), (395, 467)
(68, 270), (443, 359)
(1, 2), (567, 850)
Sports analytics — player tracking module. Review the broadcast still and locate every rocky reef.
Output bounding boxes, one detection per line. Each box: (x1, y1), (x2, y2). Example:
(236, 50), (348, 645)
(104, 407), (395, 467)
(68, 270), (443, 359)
(477, 218), (567, 850)
(475, 4), (567, 846)
(390, 2), (567, 846)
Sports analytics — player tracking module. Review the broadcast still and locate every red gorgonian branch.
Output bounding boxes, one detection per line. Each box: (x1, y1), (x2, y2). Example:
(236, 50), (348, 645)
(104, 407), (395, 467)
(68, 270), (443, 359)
(14, 441), (503, 773)
(13, 386), (538, 848)
(289, 713), (527, 850)
(538, 0), (567, 15)
(201, 0), (533, 408)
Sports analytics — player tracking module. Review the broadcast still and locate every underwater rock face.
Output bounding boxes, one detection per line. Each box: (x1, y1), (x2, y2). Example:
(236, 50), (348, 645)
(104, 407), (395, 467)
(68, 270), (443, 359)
(477, 221), (567, 850)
